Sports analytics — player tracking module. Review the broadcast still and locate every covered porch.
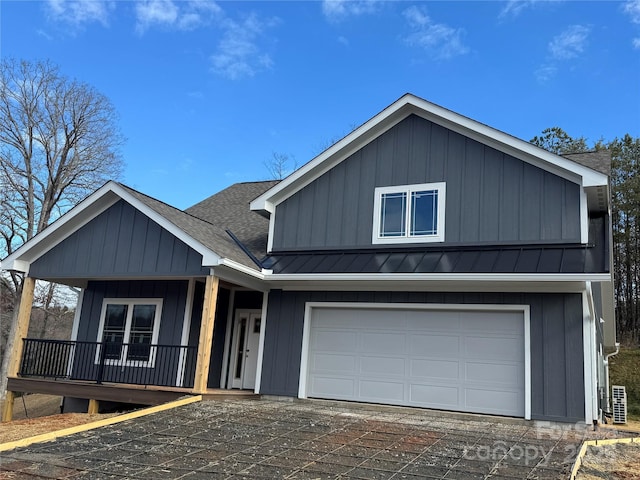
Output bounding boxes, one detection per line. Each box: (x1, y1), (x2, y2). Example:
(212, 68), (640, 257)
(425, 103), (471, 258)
(2, 273), (266, 421)
(1, 182), (272, 422)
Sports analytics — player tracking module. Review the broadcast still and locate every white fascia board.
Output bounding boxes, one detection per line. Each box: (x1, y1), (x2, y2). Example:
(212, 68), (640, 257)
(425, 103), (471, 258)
(250, 99), (411, 213)
(212, 263), (267, 292)
(403, 99), (608, 187)
(1, 182), (122, 272)
(0, 181), (223, 273)
(216, 258), (265, 280)
(109, 183), (222, 267)
(250, 94), (608, 212)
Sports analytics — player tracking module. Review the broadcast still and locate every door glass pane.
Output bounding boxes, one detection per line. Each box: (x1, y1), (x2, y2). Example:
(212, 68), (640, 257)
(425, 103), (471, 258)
(103, 304), (127, 359)
(411, 190), (438, 236)
(235, 318), (247, 379)
(380, 192), (406, 237)
(127, 304), (156, 361)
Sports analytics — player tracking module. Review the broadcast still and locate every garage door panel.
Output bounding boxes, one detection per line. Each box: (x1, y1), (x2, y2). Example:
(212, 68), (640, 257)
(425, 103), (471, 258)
(462, 311), (522, 334)
(312, 330), (357, 352)
(464, 387), (522, 415)
(310, 376), (355, 398)
(312, 353), (356, 373)
(307, 307), (525, 417)
(410, 383), (459, 406)
(410, 334), (460, 356)
(465, 362), (520, 385)
(360, 356), (405, 376)
(406, 310), (460, 331)
(410, 359), (459, 379)
(361, 332), (405, 352)
(360, 379), (404, 401)
(465, 336), (522, 361)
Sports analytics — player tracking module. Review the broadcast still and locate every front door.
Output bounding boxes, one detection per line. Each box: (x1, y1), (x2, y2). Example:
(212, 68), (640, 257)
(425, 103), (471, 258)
(229, 310), (261, 389)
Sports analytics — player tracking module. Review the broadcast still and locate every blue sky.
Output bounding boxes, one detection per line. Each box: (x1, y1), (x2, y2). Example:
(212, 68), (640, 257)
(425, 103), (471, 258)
(2, 0), (639, 209)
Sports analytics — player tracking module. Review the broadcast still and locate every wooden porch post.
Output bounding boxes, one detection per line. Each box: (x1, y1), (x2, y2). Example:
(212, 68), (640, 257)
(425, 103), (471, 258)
(193, 275), (219, 394)
(2, 276), (36, 423)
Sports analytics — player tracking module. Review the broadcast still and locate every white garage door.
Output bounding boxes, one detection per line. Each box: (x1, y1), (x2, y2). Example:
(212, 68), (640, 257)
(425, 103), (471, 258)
(305, 306), (525, 417)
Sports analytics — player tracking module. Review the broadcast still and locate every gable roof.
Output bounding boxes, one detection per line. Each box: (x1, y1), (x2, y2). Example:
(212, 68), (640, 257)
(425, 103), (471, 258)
(1, 181), (276, 276)
(185, 180), (279, 261)
(250, 93), (610, 214)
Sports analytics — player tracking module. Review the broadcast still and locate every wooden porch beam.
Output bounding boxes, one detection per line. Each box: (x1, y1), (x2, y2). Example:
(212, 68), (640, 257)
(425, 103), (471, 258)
(2, 276), (36, 423)
(193, 275), (219, 393)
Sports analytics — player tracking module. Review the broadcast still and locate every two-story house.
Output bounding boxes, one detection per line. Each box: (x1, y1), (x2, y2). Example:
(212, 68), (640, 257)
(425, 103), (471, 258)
(1, 94), (614, 425)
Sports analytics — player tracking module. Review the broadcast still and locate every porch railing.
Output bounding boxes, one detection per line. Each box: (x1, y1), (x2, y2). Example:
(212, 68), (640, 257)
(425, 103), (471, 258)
(18, 338), (197, 388)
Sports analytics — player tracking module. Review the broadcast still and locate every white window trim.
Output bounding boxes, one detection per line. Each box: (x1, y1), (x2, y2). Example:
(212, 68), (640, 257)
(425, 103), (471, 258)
(95, 298), (163, 368)
(372, 182), (446, 244)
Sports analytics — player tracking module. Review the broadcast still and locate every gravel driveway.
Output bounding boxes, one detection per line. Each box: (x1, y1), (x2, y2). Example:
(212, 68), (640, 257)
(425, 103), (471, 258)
(0, 398), (619, 479)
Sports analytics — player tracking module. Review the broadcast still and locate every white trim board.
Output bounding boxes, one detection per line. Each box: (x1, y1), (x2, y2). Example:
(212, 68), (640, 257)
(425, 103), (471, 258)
(251, 94), (608, 214)
(254, 291), (269, 394)
(1, 181), (222, 273)
(298, 301), (532, 421)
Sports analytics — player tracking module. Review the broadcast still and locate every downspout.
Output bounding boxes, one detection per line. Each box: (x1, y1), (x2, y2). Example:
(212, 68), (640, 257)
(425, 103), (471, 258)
(603, 342), (621, 422)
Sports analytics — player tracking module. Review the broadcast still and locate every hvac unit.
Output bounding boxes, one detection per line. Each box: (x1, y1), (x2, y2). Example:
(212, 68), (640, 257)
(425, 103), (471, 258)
(612, 385), (627, 424)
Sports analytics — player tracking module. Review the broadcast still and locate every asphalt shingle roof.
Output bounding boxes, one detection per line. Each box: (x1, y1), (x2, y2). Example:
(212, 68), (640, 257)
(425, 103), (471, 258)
(118, 181), (278, 271)
(562, 150), (612, 176)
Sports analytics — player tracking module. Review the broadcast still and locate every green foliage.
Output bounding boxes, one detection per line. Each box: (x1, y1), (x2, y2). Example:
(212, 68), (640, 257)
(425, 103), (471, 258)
(608, 348), (640, 419)
(530, 127), (589, 154)
(532, 128), (640, 344)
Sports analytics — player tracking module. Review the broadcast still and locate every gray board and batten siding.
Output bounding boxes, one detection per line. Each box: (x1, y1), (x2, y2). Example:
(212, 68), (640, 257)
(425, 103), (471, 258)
(272, 114), (582, 251)
(73, 280), (193, 387)
(29, 199), (208, 281)
(260, 290), (585, 423)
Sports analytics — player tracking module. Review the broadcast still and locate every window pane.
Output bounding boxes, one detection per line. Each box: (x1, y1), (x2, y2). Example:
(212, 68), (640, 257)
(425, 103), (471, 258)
(131, 305), (156, 332)
(411, 190), (438, 236)
(127, 304), (156, 362)
(105, 304), (127, 330)
(103, 304), (127, 360)
(380, 192), (406, 237)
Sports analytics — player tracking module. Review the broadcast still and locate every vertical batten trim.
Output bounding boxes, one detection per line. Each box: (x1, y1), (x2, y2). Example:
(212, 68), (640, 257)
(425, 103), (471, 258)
(176, 279), (195, 387)
(254, 291), (269, 394)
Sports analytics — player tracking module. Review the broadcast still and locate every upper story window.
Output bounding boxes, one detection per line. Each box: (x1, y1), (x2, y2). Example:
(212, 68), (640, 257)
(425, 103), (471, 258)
(372, 182), (446, 244)
(95, 298), (163, 367)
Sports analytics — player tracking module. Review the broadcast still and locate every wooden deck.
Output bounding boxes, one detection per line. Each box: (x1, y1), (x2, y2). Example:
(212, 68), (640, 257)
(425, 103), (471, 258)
(7, 377), (259, 406)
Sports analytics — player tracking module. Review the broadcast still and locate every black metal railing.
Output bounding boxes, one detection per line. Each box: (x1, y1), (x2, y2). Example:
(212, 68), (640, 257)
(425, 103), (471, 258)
(19, 338), (197, 388)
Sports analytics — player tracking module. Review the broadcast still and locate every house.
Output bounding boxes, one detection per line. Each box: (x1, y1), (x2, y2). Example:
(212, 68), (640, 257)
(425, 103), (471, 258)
(1, 94), (614, 425)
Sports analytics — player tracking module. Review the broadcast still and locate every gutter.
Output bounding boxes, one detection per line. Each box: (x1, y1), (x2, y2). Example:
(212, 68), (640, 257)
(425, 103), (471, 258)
(603, 342), (621, 421)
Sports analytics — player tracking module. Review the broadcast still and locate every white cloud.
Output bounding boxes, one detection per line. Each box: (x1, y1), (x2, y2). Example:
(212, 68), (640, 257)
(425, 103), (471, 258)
(499, 0), (537, 18)
(402, 6), (468, 60)
(45, 0), (113, 28)
(548, 24), (590, 59)
(623, 0), (640, 23)
(210, 13), (280, 80)
(535, 63), (557, 83)
(633, 38), (640, 49)
(322, 0), (382, 22)
(135, 0), (221, 34)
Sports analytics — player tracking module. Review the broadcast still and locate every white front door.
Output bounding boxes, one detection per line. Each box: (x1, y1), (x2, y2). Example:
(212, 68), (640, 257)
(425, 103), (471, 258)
(229, 310), (261, 390)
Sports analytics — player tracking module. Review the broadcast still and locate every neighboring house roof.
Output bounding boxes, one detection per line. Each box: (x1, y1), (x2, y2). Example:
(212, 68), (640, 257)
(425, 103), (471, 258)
(251, 93), (610, 214)
(562, 150), (612, 176)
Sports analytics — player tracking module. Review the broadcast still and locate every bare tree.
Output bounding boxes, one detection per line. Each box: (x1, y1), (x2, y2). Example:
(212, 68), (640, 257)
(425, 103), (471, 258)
(0, 58), (124, 400)
(264, 151), (297, 180)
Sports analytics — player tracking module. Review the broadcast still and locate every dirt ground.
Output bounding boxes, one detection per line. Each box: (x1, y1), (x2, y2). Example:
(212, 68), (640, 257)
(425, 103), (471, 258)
(0, 394), (118, 444)
(576, 442), (640, 479)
